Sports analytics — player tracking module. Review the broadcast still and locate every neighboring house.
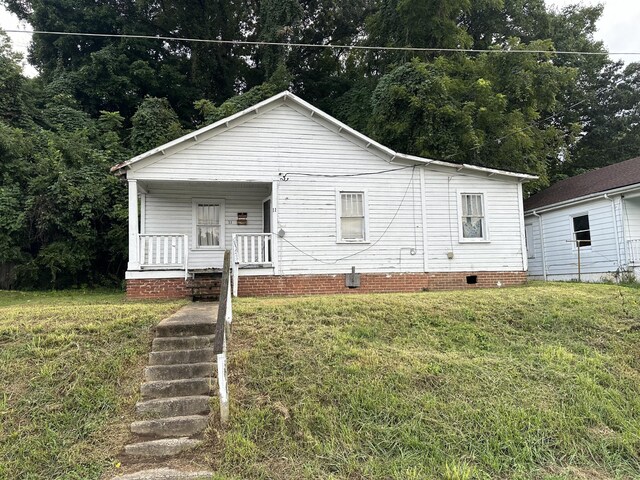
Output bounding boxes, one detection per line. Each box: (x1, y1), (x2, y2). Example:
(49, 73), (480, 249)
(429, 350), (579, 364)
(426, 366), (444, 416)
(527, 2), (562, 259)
(112, 91), (536, 298)
(524, 156), (640, 282)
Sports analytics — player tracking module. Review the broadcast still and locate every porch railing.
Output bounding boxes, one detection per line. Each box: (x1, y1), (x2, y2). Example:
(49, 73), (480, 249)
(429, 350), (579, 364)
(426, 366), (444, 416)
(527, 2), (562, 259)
(232, 233), (274, 265)
(139, 234), (189, 276)
(628, 239), (640, 265)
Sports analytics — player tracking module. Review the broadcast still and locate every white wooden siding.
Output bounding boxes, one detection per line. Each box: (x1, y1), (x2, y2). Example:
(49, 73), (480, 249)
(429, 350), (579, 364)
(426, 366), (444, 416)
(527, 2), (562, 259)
(423, 173), (524, 272)
(130, 103), (527, 275)
(623, 197), (640, 240)
(525, 197), (623, 279)
(276, 171), (424, 274)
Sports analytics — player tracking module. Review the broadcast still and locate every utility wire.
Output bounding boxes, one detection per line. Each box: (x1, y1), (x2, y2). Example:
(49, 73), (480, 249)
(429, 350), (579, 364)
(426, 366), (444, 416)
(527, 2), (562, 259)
(4, 29), (638, 57)
(280, 166), (414, 181)
(278, 166), (417, 265)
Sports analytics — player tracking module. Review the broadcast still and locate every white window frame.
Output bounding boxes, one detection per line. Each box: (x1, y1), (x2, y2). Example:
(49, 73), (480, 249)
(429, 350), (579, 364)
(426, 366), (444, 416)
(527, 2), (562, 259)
(192, 199), (225, 250)
(570, 213), (592, 250)
(457, 191), (490, 243)
(336, 189), (369, 244)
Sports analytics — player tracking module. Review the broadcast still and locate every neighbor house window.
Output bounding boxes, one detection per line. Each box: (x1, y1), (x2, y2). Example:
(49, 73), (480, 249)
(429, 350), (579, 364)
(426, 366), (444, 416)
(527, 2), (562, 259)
(460, 193), (488, 241)
(572, 214), (591, 248)
(338, 191), (367, 242)
(193, 200), (224, 248)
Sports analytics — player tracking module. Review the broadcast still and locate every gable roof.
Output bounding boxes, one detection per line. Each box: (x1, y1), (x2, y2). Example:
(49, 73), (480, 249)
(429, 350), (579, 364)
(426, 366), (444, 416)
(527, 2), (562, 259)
(111, 91), (537, 182)
(524, 156), (640, 212)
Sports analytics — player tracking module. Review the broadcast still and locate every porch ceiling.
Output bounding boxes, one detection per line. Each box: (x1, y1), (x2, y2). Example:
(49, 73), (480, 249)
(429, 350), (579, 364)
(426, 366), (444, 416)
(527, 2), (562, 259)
(138, 180), (273, 193)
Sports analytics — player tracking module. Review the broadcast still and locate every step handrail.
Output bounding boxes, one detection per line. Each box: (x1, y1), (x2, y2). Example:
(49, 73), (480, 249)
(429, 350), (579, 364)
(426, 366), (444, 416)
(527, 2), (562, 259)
(213, 249), (232, 425)
(213, 249), (231, 354)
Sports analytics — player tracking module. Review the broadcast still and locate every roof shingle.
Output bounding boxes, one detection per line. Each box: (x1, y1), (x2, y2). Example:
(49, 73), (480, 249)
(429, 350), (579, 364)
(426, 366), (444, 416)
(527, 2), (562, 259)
(524, 156), (640, 211)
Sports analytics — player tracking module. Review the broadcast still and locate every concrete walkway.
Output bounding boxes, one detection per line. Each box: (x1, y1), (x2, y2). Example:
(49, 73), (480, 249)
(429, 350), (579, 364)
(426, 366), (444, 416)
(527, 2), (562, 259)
(111, 303), (218, 480)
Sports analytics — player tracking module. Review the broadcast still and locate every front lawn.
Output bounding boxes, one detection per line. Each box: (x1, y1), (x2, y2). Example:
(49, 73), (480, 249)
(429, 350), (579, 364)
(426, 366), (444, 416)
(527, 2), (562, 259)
(2, 283), (639, 479)
(220, 283), (640, 479)
(0, 290), (185, 479)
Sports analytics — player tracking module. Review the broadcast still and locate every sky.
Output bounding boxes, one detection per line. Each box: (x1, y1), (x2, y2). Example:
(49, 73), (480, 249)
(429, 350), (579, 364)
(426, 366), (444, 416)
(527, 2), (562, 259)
(1, 0), (640, 77)
(546, 0), (640, 63)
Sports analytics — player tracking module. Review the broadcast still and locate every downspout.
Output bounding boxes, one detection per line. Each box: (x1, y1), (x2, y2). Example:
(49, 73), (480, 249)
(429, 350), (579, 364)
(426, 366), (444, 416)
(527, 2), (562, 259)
(604, 194), (623, 270)
(532, 210), (547, 281)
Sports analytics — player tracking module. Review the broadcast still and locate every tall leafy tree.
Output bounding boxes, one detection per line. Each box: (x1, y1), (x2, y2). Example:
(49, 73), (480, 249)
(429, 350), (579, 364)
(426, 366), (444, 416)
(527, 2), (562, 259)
(368, 43), (576, 190)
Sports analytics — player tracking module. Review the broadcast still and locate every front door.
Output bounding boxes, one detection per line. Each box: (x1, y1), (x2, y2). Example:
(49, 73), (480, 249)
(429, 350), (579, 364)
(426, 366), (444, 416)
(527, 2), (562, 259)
(262, 197), (272, 262)
(262, 197), (271, 233)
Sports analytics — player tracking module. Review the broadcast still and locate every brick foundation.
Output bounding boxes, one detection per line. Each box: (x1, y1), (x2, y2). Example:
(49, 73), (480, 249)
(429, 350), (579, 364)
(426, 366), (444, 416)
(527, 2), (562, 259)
(126, 278), (191, 300)
(126, 271), (527, 299)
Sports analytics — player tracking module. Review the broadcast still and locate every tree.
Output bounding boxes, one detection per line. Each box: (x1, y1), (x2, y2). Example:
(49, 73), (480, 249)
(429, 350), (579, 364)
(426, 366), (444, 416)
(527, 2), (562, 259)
(130, 97), (183, 155)
(368, 44), (576, 190)
(567, 61), (640, 174)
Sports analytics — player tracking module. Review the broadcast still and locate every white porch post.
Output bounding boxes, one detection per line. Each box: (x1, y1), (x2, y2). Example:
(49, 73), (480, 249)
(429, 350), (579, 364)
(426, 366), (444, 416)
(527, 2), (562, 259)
(271, 180), (280, 274)
(128, 179), (140, 270)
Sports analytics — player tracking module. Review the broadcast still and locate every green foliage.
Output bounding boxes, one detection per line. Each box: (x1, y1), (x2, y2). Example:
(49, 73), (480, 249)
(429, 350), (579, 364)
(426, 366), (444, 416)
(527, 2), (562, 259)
(369, 48), (576, 187)
(0, 0), (638, 285)
(130, 96), (183, 155)
(0, 39), (129, 289)
(195, 64), (292, 125)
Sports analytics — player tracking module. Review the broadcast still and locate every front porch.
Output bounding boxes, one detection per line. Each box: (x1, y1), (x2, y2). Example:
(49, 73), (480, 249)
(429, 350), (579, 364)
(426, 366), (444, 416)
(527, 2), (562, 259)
(126, 180), (279, 280)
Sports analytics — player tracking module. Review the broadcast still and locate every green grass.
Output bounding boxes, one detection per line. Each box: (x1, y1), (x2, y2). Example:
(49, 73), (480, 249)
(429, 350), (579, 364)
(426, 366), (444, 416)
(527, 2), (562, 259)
(0, 290), (185, 479)
(2, 284), (639, 479)
(217, 282), (640, 479)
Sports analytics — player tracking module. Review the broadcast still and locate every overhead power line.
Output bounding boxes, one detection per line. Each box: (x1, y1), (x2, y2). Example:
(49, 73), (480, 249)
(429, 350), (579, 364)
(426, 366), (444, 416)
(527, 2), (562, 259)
(4, 29), (639, 57)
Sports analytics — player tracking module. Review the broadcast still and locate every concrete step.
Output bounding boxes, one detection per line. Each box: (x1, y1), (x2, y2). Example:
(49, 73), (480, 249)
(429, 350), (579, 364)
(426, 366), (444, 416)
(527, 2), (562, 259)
(141, 378), (212, 399)
(144, 363), (215, 382)
(123, 437), (202, 457)
(152, 335), (215, 352)
(130, 414), (209, 438)
(155, 322), (215, 338)
(149, 348), (216, 366)
(136, 396), (211, 418)
(112, 469), (214, 480)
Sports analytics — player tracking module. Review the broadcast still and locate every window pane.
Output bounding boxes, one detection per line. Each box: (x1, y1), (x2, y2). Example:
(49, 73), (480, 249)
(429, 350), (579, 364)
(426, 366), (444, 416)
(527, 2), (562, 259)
(572, 215), (589, 233)
(575, 230), (591, 247)
(198, 204), (219, 225)
(462, 217), (483, 238)
(198, 226), (220, 246)
(341, 193), (363, 217)
(462, 194), (483, 216)
(341, 217), (364, 240)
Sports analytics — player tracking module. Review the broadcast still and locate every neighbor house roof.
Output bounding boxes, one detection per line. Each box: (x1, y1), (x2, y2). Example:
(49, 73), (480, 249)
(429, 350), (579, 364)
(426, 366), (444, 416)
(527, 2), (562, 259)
(111, 91), (537, 182)
(524, 156), (640, 212)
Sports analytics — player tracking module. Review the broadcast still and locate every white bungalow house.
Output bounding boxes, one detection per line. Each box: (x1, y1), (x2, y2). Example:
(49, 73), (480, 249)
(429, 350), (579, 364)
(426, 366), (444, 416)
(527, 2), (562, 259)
(112, 91), (536, 298)
(524, 156), (640, 282)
